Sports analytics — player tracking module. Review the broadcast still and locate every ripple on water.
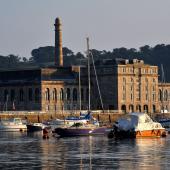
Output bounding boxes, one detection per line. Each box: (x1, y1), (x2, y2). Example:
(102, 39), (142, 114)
(0, 132), (170, 169)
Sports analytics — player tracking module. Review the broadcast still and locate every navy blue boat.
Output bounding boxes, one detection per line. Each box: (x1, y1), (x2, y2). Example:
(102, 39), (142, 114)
(54, 124), (108, 137)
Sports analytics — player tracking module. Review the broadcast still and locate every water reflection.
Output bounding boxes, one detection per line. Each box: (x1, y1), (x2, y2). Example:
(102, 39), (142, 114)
(0, 132), (170, 169)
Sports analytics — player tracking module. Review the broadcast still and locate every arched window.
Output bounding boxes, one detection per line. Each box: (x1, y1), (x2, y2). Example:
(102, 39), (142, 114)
(53, 88), (57, 101)
(121, 105), (126, 113)
(45, 88), (50, 101)
(10, 89), (15, 102)
(164, 90), (168, 101)
(143, 105), (148, 113)
(152, 105), (156, 113)
(4, 89), (8, 102)
(129, 105), (134, 112)
(81, 88), (84, 101)
(19, 89), (24, 101)
(66, 88), (70, 100)
(73, 88), (77, 101)
(136, 105), (141, 112)
(60, 88), (64, 101)
(28, 88), (33, 101)
(159, 89), (162, 101)
(35, 88), (40, 102)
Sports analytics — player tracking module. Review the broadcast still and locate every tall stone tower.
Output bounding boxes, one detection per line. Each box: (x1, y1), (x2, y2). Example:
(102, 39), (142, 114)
(54, 17), (63, 66)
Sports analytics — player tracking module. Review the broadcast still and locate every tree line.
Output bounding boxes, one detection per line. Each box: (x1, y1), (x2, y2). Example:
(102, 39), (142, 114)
(0, 44), (170, 81)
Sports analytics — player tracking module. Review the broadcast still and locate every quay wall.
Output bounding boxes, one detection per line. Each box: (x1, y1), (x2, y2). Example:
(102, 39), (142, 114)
(0, 111), (124, 124)
(0, 111), (169, 124)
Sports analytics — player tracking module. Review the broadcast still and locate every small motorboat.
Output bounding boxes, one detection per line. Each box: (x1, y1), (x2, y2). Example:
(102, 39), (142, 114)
(108, 112), (167, 138)
(0, 118), (27, 132)
(54, 122), (108, 137)
(27, 123), (49, 132)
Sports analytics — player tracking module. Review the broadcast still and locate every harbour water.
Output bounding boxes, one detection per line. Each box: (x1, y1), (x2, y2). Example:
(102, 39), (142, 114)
(0, 132), (170, 170)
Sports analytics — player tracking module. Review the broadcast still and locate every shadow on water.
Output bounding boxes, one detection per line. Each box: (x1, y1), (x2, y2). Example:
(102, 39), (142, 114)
(0, 131), (170, 169)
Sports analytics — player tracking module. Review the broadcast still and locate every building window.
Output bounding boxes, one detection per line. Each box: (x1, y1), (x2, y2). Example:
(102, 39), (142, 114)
(19, 89), (24, 102)
(130, 93), (133, 101)
(4, 89), (9, 102)
(28, 88), (33, 101)
(10, 89), (15, 102)
(45, 88), (50, 101)
(81, 88), (84, 101)
(73, 88), (77, 101)
(60, 88), (64, 101)
(53, 88), (57, 101)
(164, 90), (168, 101)
(35, 88), (40, 102)
(66, 88), (70, 100)
(158, 89), (162, 101)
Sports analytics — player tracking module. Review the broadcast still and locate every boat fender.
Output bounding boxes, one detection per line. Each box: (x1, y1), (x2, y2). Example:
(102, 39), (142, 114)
(161, 131), (167, 137)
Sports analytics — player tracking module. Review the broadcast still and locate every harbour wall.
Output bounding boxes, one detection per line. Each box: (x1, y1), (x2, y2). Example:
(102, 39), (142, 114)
(0, 111), (124, 124)
(0, 111), (169, 124)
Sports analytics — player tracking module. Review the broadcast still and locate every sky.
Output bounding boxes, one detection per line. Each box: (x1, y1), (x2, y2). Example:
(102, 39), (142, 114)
(0, 0), (170, 59)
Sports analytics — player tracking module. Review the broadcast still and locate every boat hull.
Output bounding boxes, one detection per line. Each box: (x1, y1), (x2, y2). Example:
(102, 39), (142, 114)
(109, 129), (167, 138)
(55, 127), (108, 137)
(0, 125), (27, 132)
(27, 124), (43, 132)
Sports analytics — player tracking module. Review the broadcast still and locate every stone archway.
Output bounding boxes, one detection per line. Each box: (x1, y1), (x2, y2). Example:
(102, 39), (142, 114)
(121, 105), (126, 113)
(143, 105), (148, 113)
(129, 104), (134, 113)
(136, 105), (141, 112)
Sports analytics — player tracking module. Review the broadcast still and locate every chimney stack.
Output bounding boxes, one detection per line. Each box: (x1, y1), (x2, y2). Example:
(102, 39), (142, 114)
(54, 17), (63, 66)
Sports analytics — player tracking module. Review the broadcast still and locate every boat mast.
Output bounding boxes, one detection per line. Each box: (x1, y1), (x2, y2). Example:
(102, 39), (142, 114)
(79, 66), (81, 112)
(87, 37), (91, 111)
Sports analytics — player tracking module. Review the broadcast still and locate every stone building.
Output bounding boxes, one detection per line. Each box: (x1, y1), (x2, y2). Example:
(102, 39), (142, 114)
(0, 66), (88, 112)
(91, 58), (159, 113)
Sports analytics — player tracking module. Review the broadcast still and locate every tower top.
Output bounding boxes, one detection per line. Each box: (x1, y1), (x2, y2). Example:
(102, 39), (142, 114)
(55, 17), (61, 26)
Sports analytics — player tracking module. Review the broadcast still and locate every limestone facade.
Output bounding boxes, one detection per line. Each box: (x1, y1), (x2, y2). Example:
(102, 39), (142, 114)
(90, 59), (159, 113)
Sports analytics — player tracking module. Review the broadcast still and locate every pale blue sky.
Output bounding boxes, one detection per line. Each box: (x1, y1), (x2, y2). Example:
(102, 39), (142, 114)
(0, 0), (170, 58)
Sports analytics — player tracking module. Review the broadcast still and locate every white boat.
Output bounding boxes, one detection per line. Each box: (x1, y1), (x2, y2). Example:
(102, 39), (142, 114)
(49, 112), (92, 130)
(108, 112), (167, 138)
(0, 118), (27, 132)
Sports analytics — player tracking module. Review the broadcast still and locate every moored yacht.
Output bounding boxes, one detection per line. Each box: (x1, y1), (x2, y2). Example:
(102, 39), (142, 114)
(108, 112), (167, 138)
(0, 118), (27, 132)
(54, 122), (108, 137)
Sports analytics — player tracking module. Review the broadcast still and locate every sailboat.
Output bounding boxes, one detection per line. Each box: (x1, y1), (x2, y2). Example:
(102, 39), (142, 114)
(54, 38), (108, 137)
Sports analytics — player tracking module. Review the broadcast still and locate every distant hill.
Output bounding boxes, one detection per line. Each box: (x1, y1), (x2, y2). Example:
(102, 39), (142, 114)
(0, 44), (170, 82)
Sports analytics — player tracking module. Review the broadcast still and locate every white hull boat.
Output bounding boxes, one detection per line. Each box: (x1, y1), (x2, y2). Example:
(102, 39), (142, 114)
(0, 118), (27, 132)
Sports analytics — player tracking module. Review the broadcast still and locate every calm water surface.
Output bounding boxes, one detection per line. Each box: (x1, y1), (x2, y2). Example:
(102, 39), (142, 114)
(0, 132), (170, 170)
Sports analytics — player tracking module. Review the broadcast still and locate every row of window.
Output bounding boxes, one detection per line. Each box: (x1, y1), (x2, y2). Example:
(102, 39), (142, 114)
(0, 87), (90, 103)
(121, 104), (156, 112)
(2, 88), (40, 102)
(44, 88), (89, 102)
(121, 67), (157, 74)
